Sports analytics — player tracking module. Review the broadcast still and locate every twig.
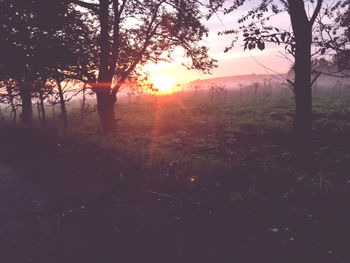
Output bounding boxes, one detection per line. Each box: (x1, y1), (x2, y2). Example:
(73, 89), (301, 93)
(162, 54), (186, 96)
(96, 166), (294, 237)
(145, 190), (179, 201)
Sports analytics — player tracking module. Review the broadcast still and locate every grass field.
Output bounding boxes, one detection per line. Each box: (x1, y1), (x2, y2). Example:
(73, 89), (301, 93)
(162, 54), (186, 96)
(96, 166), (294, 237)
(64, 86), (350, 190)
(1, 84), (350, 262)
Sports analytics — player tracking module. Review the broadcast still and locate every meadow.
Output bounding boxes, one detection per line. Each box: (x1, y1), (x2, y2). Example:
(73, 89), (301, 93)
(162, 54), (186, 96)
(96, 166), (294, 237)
(1, 81), (350, 262)
(65, 82), (350, 190)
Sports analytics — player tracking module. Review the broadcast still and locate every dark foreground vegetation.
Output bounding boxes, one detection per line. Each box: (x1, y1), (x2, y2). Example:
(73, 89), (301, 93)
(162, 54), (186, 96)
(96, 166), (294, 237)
(1, 87), (350, 262)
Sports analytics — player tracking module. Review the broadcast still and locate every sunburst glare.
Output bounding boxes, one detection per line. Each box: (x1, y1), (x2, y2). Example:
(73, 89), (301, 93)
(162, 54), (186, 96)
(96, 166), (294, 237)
(149, 75), (177, 94)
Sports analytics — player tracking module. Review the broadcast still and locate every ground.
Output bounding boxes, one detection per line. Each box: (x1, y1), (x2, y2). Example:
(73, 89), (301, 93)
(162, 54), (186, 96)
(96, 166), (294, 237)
(0, 159), (52, 263)
(0, 92), (350, 262)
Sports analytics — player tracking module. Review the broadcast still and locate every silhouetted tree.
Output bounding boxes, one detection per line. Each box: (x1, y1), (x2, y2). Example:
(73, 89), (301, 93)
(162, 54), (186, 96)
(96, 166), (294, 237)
(0, 0), (97, 124)
(53, 79), (84, 130)
(72, 0), (216, 132)
(321, 0), (350, 73)
(0, 0), (68, 123)
(33, 77), (52, 126)
(0, 80), (19, 122)
(218, 0), (349, 164)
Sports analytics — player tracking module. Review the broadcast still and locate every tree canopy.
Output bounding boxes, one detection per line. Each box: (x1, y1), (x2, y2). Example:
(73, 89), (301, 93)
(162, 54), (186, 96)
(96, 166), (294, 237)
(218, 0), (349, 74)
(71, 0), (218, 132)
(0, 0), (97, 83)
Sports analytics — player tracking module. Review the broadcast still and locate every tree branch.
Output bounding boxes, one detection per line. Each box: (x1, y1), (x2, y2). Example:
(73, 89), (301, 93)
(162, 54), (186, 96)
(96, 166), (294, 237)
(310, 0), (323, 25)
(311, 71), (321, 87)
(279, 0), (289, 9)
(111, 1), (166, 96)
(109, 0), (127, 76)
(72, 0), (99, 13)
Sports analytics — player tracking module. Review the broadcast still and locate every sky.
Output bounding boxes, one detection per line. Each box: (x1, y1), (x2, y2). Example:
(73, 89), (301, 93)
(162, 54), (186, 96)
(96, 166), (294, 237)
(145, 3), (293, 85)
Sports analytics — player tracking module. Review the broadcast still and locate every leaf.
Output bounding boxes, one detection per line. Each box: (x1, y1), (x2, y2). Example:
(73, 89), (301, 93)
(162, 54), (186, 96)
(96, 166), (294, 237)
(248, 42), (255, 50)
(281, 32), (286, 42)
(257, 41), (265, 50)
(275, 36), (280, 45)
(244, 42), (248, 51)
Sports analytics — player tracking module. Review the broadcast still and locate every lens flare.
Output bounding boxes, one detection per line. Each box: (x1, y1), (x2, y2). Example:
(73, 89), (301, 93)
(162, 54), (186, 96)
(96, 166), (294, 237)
(149, 75), (177, 94)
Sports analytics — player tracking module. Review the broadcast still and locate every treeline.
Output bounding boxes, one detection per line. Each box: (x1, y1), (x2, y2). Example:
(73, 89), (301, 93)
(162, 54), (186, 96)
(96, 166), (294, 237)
(0, 0), (218, 132)
(0, 0), (97, 128)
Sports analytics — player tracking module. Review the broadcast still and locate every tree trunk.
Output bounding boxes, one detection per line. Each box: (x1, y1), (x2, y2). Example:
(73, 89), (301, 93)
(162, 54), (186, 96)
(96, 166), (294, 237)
(37, 103), (41, 122)
(96, 92), (116, 133)
(19, 83), (33, 124)
(293, 28), (312, 140)
(288, 0), (314, 167)
(6, 86), (17, 122)
(57, 81), (68, 130)
(81, 83), (86, 120)
(10, 101), (17, 122)
(92, 0), (119, 133)
(38, 89), (46, 125)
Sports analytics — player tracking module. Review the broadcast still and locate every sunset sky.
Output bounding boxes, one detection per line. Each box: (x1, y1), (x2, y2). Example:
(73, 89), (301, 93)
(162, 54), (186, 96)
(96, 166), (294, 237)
(145, 4), (292, 85)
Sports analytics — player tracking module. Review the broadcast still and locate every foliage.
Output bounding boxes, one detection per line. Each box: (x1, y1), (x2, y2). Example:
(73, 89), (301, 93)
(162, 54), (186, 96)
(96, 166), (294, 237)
(73, 0), (217, 91)
(327, 0), (350, 72)
(0, 0), (96, 82)
(70, 0), (219, 132)
(219, 0), (349, 74)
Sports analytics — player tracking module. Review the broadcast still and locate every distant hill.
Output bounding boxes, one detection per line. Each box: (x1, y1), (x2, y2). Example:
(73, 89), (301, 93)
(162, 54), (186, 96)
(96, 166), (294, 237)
(181, 72), (350, 91)
(183, 73), (287, 90)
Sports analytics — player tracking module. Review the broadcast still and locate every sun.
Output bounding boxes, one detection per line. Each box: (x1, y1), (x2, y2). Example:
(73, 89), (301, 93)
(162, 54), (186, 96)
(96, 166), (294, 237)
(149, 75), (177, 94)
